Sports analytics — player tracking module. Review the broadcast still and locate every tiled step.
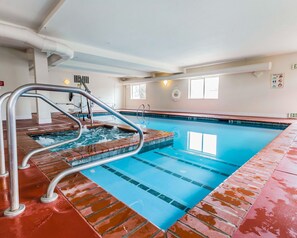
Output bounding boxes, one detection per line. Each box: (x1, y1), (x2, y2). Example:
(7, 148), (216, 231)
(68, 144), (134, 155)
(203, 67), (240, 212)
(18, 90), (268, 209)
(83, 164), (186, 230)
(107, 156), (210, 208)
(159, 146), (239, 172)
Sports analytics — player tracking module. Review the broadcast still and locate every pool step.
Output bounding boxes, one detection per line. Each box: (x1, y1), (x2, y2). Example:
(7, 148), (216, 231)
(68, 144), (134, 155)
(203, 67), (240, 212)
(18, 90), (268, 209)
(83, 164), (187, 229)
(172, 147), (241, 168)
(134, 151), (228, 187)
(106, 157), (210, 208)
(132, 155), (215, 190)
(158, 147), (239, 174)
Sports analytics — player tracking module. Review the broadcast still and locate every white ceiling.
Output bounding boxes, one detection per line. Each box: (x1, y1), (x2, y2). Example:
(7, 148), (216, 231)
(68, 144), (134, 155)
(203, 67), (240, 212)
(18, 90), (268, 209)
(1, 0), (297, 77)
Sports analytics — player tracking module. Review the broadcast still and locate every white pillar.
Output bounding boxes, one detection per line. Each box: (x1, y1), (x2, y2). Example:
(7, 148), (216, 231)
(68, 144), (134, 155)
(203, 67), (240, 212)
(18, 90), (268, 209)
(33, 49), (52, 124)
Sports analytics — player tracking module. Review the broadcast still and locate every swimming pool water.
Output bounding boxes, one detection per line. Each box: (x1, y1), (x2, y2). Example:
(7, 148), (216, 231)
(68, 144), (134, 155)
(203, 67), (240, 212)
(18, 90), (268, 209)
(81, 115), (282, 230)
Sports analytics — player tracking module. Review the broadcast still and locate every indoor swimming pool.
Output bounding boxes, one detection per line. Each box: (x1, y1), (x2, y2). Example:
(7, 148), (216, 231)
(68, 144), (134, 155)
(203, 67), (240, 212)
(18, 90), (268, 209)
(81, 114), (282, 230)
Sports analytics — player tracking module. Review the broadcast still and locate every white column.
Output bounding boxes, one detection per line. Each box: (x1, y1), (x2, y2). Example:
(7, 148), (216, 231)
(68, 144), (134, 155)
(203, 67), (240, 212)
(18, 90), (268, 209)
(33, 49), (52, 124)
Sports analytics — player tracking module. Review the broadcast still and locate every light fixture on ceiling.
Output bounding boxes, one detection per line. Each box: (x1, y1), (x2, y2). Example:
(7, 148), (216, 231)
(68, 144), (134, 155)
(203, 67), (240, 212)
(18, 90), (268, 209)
(163, 80), (168, 86)
(63, 78), (70, 85)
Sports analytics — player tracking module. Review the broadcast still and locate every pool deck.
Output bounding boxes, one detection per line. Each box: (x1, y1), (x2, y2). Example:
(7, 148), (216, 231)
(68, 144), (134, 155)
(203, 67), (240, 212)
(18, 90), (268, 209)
(1, 112), (297, 237)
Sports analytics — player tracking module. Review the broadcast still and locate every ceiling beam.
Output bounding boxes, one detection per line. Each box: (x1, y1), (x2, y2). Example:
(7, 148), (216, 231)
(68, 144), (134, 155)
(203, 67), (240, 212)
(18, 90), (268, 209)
(38, 0), (66, 32)
(59, 60), (151, 77)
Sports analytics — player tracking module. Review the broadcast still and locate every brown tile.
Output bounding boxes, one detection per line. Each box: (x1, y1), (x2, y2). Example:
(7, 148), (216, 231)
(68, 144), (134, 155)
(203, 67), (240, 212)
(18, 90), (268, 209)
(94, 207), (136, 235)
(179, 214), (229, 238)
(211, 191), (251, 211)
(127, 222), (160, 238)
(188, 206), (236, 236)
(196, 201), (242, 227)
(203, 195), (246, 218)
(102, 214), (146, 238)
(169, 221), (204, 238)
(76, 192), (111, 211)
(69, 186), (105, 203)
(86, 201), (125, 224)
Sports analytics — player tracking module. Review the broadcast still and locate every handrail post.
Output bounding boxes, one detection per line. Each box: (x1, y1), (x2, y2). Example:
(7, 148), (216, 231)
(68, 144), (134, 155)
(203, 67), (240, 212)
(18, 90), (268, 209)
(4, 89), (26, 216)
(0, 93), (11, 177)
(81, 81), (93, 126)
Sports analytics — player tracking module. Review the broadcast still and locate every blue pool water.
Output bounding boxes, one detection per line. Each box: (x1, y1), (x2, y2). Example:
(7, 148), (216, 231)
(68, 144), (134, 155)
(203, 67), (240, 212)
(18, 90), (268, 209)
(81, 115), (282, 230)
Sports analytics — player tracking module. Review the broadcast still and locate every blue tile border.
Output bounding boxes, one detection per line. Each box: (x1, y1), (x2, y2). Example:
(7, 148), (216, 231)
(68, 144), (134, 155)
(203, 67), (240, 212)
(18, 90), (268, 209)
(117, 111), (288, 130)
(101, 164), (191, 212)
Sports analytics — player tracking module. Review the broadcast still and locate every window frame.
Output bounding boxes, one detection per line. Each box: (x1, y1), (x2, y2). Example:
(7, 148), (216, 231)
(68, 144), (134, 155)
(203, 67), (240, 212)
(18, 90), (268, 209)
(130, 83), (147, 100)
(188, 77), (219, 99)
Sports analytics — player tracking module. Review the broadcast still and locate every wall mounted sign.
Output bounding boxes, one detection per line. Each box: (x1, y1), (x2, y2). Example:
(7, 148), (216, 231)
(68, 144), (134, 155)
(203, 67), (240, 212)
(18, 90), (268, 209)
(74, 75), (89, 84)
(271, 73), (284, 88)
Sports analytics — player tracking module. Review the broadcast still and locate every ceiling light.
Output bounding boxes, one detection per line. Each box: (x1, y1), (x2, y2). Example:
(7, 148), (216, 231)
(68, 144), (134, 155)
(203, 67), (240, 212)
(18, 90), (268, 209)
(163, 80), (168, 86)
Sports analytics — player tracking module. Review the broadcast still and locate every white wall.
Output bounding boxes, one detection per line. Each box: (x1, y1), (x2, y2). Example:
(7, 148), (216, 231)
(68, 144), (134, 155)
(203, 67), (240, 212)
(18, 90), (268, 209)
(125, 53), (297, 118)
(42, 68), (123, 113)
(0, 47), (32, 120)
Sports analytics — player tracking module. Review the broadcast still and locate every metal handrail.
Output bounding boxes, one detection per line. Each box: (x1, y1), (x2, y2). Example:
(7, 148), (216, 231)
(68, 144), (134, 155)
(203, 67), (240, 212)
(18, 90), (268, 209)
(137, 104), (145, 121)
(19, 93), (83, 170)
(146, 104), (151, 115)
(4, 83), (144, 217)
(81, 81), (94, 126)
(0, 92), (83, 175)
(0, 92), (11, 177)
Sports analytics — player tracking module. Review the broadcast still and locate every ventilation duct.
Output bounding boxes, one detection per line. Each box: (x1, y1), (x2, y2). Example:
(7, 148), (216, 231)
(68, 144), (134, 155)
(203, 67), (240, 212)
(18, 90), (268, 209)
(123, 62), (272, 85)
(0, 22), (74, 66)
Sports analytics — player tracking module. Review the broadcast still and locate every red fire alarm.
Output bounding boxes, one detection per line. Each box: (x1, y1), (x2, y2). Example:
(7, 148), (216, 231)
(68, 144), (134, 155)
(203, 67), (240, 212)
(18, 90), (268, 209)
(0, 81), (4, 86)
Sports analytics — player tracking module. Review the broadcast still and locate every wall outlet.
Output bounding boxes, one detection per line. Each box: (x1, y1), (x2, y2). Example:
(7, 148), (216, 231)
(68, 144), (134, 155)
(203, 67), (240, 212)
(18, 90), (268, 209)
(287, 113), (297, 118)
(291, 64), (297, 70)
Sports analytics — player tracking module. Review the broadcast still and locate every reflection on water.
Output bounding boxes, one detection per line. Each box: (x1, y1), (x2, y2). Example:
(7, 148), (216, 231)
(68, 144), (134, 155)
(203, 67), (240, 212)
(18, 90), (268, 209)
(187, 131), (217, 156)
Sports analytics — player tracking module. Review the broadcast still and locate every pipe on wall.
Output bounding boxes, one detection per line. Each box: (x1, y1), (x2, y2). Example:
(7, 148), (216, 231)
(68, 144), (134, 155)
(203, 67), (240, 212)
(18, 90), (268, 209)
(0, 22), (73, 65)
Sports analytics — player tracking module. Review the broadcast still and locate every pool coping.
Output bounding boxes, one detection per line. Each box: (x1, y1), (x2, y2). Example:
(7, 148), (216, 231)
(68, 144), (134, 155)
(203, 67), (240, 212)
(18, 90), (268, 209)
(2, 112), (297, 237)
(28, 123), (174, 166)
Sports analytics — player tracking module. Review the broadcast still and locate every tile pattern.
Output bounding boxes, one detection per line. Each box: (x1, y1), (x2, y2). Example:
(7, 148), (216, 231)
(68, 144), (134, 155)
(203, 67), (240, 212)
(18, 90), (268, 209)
(1, 113), (297, 237)
(120, 110), (292, 129)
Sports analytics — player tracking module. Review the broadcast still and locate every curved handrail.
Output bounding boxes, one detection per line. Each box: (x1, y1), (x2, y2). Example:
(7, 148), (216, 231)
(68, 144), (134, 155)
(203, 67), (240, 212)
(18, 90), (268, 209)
(136, 104), (145, 124)
(0, 92), (83, 175)
(4, 83), (144, 216)
(19, 93), (83, 169)
(146, 104), (151, 113)
(0, 92), (11, 177)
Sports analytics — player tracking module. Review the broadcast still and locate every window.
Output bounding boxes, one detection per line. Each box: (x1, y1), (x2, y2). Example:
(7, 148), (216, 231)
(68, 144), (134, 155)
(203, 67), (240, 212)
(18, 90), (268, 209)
(188, 132), (217, 155)
(131, 84), (146, 99)
(189, 77), (219, 99)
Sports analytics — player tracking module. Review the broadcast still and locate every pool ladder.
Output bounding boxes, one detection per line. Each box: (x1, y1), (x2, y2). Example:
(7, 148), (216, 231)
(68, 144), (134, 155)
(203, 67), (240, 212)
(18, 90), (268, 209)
(0, 83), (144, 217)
(137, 103), (150, 125)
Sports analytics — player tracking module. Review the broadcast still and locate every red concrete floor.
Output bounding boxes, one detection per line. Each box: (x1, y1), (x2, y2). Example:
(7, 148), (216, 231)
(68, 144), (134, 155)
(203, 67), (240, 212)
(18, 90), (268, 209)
(0, 115), (99, 238)
(1, 112), (297, 237)
(0, 164), (99, 238)
(233, 148), (297, 237)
